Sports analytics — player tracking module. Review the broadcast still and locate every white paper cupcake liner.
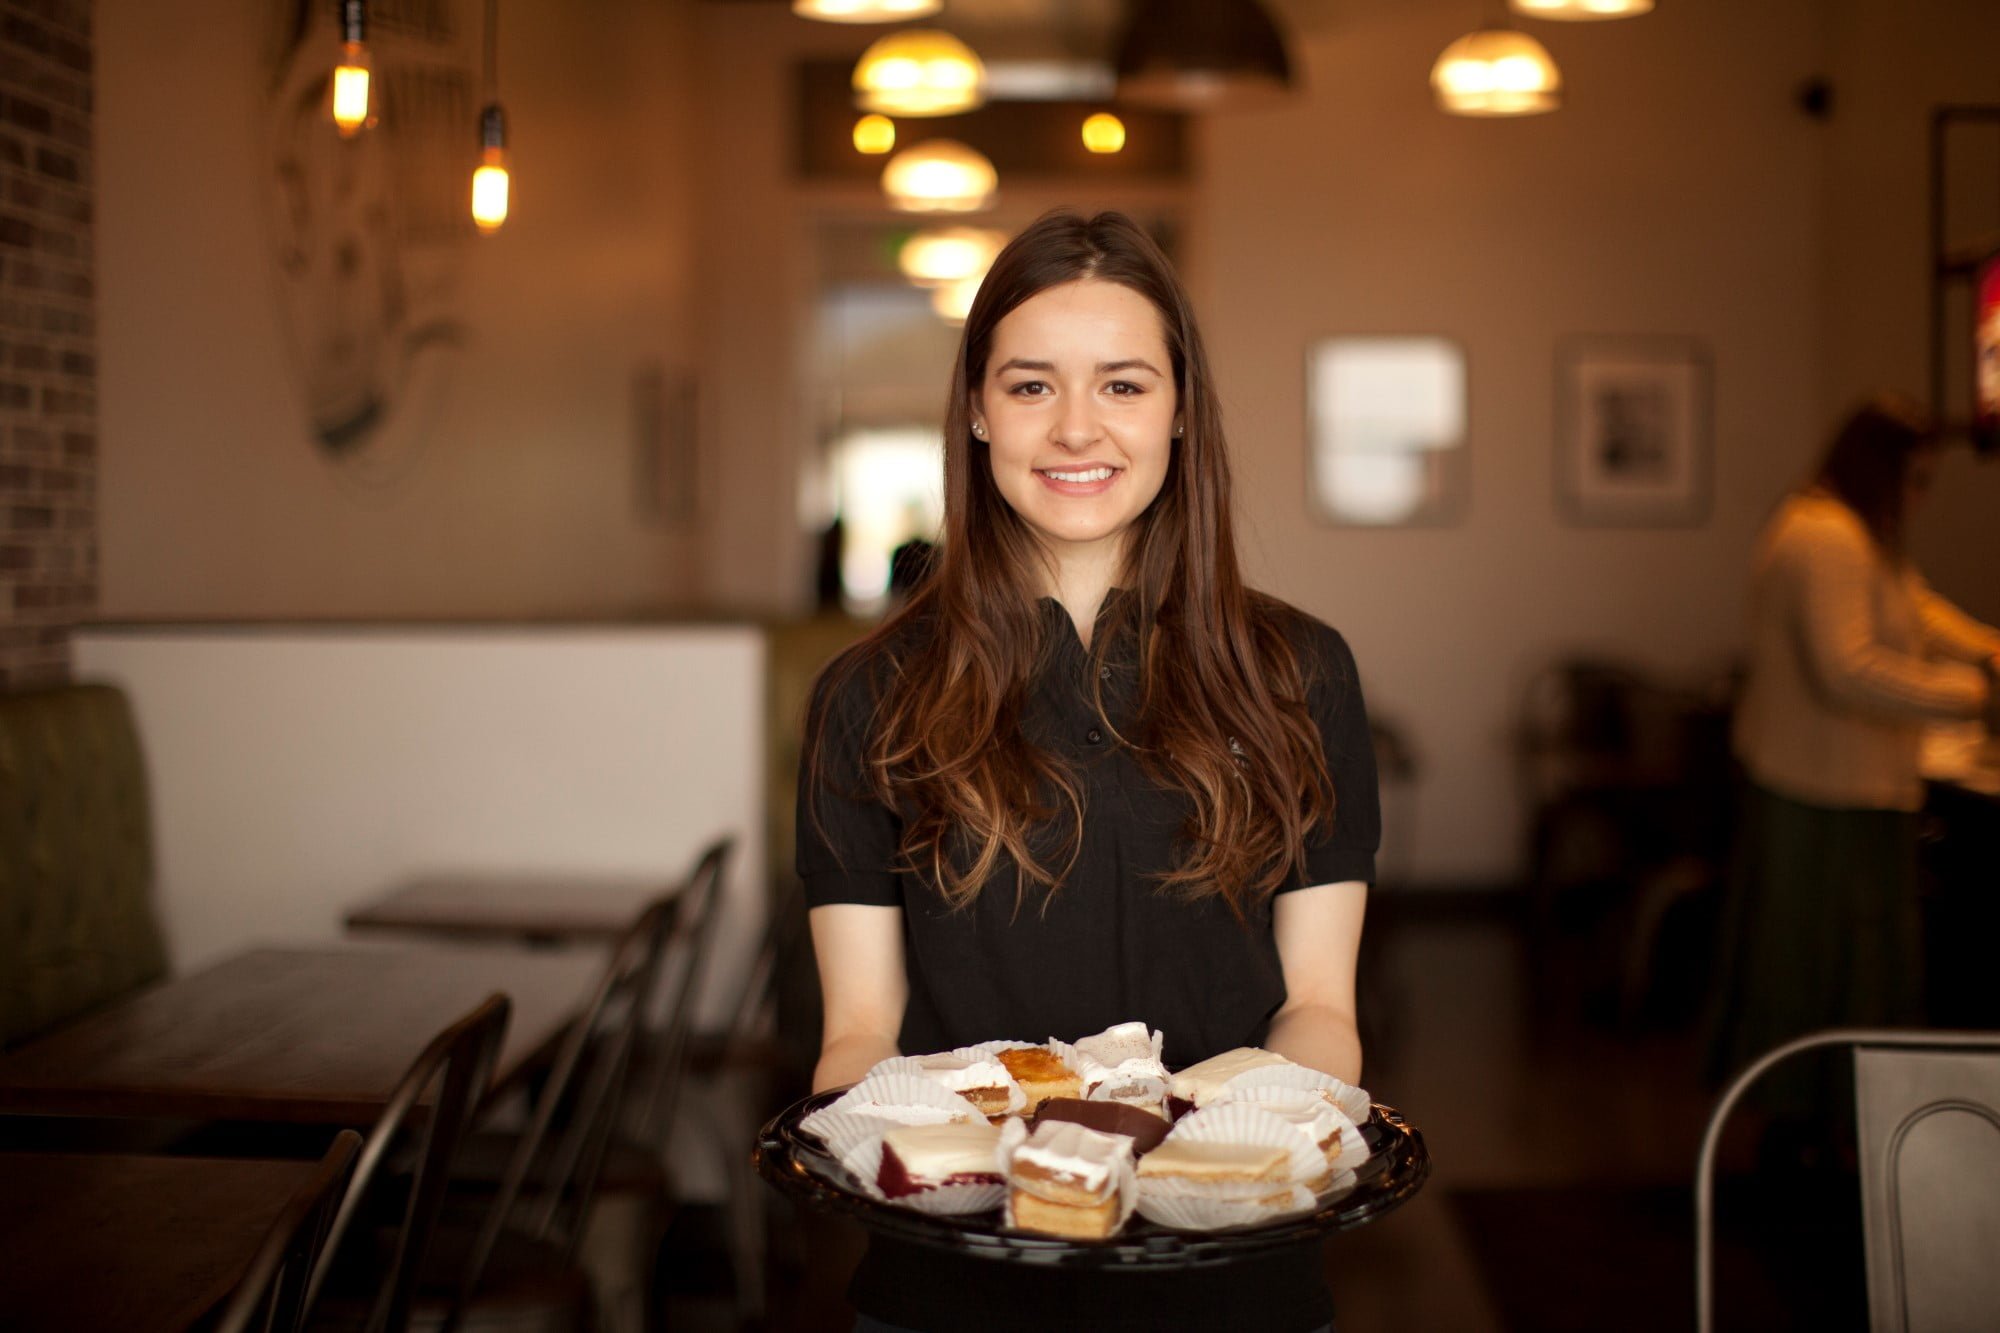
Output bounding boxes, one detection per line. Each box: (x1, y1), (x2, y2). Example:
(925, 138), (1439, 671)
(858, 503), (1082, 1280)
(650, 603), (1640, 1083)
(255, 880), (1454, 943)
(1152, 1101), (1328, 1191)
(801, 1070), (983, 1147)
(877, 1048), (1028, 1117)
(1215, 1063), (1371, 1124)
(1134, 1182), (1318, 1231)
(1215, 1085), (1370, 1173)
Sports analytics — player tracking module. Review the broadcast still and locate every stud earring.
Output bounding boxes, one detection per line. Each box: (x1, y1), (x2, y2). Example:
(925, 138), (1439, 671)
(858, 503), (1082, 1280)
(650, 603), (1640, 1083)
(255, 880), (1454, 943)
(1173, 422), (1184, 438)
(971, 422), (986, 439)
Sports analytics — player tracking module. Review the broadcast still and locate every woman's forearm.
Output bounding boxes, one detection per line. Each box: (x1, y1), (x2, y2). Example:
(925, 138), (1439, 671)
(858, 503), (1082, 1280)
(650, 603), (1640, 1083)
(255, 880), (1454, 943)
(1263, 1001), (1362, 1086)
(813, 1031), (902, 1093)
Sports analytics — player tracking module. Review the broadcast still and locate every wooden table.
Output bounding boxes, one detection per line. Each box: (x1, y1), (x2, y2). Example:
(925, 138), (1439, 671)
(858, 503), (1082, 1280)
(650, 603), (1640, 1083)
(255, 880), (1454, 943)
(0, 944), (601, 1125)
(344, 872), (676, 945)
(0, 1151), (318, 1333)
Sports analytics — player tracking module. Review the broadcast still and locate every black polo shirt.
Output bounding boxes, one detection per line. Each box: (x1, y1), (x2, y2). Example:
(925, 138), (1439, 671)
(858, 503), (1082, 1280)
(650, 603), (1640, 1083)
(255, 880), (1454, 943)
(798, 594), (1378, 1333)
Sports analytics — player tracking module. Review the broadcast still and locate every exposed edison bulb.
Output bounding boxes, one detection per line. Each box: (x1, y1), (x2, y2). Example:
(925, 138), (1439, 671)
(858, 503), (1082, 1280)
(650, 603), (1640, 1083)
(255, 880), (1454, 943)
(1081, 112), (1126, 154)
(331, 41), (371, 136)
(853, 113), (896, 155)
(471, 105), (509, 233)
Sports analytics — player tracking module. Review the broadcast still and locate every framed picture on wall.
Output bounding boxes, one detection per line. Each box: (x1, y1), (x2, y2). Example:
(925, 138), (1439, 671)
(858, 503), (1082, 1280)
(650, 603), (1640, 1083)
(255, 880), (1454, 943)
(1556, 337), (1711, 526)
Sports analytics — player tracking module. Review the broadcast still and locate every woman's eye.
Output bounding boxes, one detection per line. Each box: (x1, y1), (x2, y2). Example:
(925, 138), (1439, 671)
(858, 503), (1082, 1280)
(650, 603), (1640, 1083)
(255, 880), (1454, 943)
(1106, 381), (1143, 396)
(1008, 381), (1050, 397)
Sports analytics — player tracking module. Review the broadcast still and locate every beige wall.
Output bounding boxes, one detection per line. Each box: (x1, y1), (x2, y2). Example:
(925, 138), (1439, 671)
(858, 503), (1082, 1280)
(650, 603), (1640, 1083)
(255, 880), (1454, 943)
(96, 0), (702, 618)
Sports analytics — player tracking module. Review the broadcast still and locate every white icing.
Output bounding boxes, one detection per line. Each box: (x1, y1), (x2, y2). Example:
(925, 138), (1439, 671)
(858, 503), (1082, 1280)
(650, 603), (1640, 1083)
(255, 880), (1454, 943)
(1168, 1047), (1293, 1106)
(882, 1120), (1004, 1180)
(1008, 1120), (1132, 1195)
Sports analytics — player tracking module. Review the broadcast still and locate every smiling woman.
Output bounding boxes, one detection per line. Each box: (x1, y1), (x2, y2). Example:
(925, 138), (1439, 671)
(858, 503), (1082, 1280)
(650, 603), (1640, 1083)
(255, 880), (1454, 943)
(798, 211), (1378, 1333)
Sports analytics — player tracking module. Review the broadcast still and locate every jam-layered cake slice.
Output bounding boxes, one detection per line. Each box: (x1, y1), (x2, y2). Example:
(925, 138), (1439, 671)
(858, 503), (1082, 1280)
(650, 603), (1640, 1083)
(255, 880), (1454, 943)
(875, 1120), (1005, 1199)
(1004, 1120), (1132, 1240)
(911, 1051), (1024, 1118)
(1164, 1047), (1292, 1117)
(1029, 1097), (1170, 1156)
(995, 1045), (1080, 1113)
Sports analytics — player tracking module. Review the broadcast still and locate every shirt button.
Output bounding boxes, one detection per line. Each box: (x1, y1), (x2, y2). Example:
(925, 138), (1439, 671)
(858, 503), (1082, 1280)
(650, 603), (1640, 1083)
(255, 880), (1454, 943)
(1086, 727), (1103, 745)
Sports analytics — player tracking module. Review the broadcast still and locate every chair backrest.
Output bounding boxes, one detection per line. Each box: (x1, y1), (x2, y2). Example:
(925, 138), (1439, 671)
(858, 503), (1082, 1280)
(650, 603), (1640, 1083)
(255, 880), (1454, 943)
(445, 888), (686, 1324)
(305, 993), (510, 1333)
(212, 1129), (362, 1333)
(1853, 1041), (2000, 1332)
(1695, 1027), (2000, 1333)
(0, 683), (168, 1048)
(631, 836), (735, 1142)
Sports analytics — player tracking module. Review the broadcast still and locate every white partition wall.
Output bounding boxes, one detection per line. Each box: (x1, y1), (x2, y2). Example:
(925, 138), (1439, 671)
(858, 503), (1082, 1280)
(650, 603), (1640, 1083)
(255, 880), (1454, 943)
(73, 624), (766, 1024)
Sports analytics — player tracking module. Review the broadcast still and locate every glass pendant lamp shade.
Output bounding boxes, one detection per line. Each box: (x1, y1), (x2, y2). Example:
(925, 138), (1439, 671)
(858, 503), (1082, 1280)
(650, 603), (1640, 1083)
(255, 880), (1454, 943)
(853, 29), (987, 118)
(1509, 0), (1653, 18)
(1113, 0), (1293, 109)
(898, 227), (1006, 287)
(932, 275), (980, 324)
(881, 140), (997, 213)
(1431, 28), (1562, 116)
(1081, 112), (1127, 153)
(793, 0), (941, 21)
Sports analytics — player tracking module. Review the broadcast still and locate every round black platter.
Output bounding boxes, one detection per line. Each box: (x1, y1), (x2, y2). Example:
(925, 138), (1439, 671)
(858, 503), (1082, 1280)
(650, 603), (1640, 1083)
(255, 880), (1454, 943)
(753, 1089), (1431, 1270)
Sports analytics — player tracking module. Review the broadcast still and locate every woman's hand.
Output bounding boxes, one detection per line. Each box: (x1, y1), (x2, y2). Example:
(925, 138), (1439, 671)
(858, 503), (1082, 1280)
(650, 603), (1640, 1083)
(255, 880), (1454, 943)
(1265, 881), (1368, 1085)
(808, 903), (908, 1092)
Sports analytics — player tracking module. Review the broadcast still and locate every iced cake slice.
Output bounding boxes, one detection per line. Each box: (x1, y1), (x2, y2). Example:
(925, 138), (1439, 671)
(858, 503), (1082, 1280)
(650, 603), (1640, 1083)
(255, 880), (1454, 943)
(1003, 1120), (1132, 1239)
(1165, 1047), (1292, 1117)
(911, 1051), (1025, 1118)
(875, 1120), (1004, 1199)
(995, 1046), (1080, 1113)
(1136, 1138), (1289, 1188)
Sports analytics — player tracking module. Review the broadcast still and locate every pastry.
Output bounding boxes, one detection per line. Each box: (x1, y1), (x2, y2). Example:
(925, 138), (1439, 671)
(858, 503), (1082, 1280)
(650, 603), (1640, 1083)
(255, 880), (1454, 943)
(1003, 1120), (1131, 1239)
(1165, 1047), (1292, 1117)
(876, 1120), (1004, 1199)
(911, 1051), (1026, 1117)
(995, 1045), (1081, 1112)
(1136, 1137), (1289, 1189)
(1069, 1021), (1169, 1108)
(1030, 1097), (1170, 1155)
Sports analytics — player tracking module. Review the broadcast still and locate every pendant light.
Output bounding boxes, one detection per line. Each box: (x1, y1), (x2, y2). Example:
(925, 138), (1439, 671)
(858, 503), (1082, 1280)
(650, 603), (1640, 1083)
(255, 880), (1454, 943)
(852, 113), (897, 155)
(470, 0), (509, 232)
(330, 0), (371, 137)
(1081, 112), (1127, 154)
(881, 140), (997, 213)
(853, 29), (986, 118)
(898, 227), (1006, 287)
(1510, 0), (1652, 18)
(1431, 26), (1562, 116)
(931, 275), (981, 325)
(1113, 0), (1293, 110)
(793, 0), (941, 20)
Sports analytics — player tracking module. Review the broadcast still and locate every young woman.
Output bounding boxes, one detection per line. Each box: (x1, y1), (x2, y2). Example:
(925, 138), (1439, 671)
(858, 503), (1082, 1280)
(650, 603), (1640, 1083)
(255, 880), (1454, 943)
(798, 210), (1379, 1332)
(1710, 395), (2000, 1091)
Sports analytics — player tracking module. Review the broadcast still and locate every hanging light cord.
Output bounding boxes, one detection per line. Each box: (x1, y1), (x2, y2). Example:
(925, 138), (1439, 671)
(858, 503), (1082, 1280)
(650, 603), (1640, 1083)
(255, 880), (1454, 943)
(483, 0), (499, 97)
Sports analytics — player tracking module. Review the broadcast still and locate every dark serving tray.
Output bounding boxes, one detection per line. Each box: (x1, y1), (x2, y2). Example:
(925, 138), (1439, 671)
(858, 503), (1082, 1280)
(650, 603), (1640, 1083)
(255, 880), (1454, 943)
(753, 1089), (1431, 1270)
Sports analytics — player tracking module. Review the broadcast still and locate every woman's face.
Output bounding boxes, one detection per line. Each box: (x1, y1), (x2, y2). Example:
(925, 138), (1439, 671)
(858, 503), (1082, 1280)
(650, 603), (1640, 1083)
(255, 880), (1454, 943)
(971, 278), (1178, 574)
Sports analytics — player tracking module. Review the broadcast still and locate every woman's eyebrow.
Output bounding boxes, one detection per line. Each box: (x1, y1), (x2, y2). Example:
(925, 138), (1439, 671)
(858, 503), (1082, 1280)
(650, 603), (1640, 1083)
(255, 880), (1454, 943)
(992, 357), (1163, 376)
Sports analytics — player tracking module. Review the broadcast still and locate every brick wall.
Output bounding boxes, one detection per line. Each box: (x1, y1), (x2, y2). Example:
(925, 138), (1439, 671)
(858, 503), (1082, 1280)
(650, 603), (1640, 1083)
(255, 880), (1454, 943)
(0, 0), (91, 689)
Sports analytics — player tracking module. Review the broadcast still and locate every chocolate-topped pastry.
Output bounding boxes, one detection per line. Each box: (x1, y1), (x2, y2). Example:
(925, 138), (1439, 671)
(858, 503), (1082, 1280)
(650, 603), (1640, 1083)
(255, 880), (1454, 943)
(1030, 1097), (1170, 1156)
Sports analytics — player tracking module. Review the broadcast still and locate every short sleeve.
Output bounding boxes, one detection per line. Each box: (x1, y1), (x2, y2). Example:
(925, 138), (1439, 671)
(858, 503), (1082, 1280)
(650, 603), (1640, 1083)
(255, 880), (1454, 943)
(796, 657), (906, 909)
(1288, 618), (1380, 890)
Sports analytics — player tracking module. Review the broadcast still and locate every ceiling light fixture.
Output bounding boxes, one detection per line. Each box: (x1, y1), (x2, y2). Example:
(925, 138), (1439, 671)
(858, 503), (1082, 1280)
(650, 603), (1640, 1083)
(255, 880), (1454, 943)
(331, 0), (371, 136)
(470, 0), (509, 232)
(931, 275), (981, 325)
(853, 29), (987, 118)
(1431, 27), (1562, 117)
(898, 227), (1007, 287)
(853, 113), (897, 155)
(881, 139), (997, 213)
(1113, 0), (1294, 110)
(1081, 112), (1127, 154)
(792, 0), (941, 22)
(1509, 0), (1653, 19)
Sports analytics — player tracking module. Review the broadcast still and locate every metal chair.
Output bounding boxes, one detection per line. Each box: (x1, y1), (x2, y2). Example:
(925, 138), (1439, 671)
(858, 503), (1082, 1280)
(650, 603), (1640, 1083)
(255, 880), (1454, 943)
(305, 994), (510, 1333)
(1695, 1027), (2000, 1332)
(213, 1130), (362, 1333)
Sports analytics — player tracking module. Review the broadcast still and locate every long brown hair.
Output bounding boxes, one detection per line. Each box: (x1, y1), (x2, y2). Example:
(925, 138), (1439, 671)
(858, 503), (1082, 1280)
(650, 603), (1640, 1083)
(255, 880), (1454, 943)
(1813, 393), (1937, 557)
(807, 209), (1335, 917)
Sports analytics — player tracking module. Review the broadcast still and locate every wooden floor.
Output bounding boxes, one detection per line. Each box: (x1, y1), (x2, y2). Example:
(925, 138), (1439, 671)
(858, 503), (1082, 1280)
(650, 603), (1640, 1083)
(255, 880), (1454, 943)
(668, 894), (1759, 1332)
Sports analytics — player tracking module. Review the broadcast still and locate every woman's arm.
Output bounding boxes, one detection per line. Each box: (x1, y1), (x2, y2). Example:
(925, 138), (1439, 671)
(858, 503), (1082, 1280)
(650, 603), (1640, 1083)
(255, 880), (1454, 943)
(1265, 880), (1368, 1085)
(809, 902), (908, 1092)
(1913, 574), (2000, 667)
